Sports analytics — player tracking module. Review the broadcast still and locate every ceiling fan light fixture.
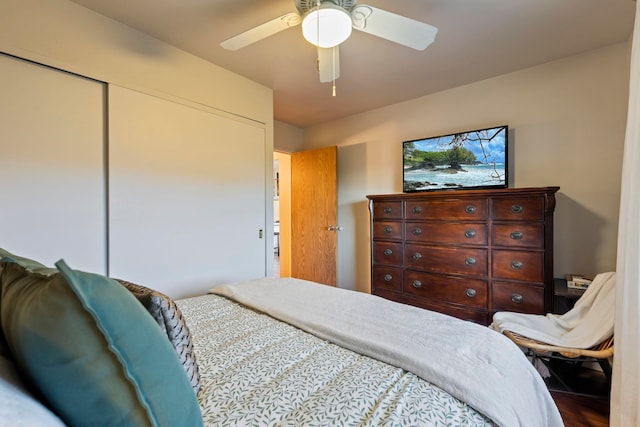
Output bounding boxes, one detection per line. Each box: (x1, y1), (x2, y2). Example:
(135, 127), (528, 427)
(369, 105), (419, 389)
(302, 4), (352, 48)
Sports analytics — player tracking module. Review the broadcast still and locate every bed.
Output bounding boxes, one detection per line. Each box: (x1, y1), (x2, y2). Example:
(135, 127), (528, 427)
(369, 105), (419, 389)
(0, 249), (563, 427)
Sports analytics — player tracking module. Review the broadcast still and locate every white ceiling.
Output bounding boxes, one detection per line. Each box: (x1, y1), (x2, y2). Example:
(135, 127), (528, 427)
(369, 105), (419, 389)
(68, 0), (636, 128)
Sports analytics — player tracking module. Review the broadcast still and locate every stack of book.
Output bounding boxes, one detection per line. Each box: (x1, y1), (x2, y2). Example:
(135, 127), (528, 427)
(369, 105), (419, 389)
(565, 274), (593, 290)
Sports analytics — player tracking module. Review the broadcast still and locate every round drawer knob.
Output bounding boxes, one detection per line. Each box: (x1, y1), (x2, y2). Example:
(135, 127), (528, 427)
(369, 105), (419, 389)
(465, 288), (477, 298)
(383, 206), (392, 214)
(383, 226), (392, 234)
(465, 205), (477, 214)
(412, 206), (422, 214)
(383, 249), (393, 256)
(510, 231), (524, 240)
(412, 280), (422, 289)
(383, 274), (393, 282)
(511, 293), (524, 304)
(412, 253), (422, 260)
(464, 230), (477, 238)
(511, 260), (523, 270)
(412, 227), (423, 235)
(465, 257), (476, 266)
(511, 204), (524, 213)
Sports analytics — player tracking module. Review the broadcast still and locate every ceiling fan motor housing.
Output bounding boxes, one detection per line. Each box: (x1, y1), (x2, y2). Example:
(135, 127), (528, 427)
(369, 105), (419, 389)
(296, 0), (357, 15)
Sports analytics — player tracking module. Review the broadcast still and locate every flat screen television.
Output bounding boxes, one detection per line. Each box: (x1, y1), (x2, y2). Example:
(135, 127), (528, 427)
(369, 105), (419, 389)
(403, 125), (508, 192)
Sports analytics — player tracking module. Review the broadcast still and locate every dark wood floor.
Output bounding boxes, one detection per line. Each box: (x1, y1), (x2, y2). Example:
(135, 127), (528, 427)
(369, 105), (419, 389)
(553, 391), (609, 427)
(547, 360), (610, 426)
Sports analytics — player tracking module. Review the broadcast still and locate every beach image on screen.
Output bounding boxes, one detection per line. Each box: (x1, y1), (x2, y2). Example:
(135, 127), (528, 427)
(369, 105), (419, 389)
(403, 126), (507, 192)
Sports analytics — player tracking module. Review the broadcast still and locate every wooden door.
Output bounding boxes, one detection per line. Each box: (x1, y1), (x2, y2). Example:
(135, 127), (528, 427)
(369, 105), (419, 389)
(291, 146), (337, 286)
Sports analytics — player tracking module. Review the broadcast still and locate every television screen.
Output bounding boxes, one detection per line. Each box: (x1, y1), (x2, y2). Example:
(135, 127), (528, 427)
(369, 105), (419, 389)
(403, 125), (508, 192)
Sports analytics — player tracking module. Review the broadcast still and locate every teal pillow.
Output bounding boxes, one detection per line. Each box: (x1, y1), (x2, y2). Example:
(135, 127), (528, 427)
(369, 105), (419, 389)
(0, 259), (203, 427)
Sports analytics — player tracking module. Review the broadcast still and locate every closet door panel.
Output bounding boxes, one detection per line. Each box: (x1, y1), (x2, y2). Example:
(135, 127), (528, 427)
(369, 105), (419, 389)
(0, 54), (106, 273)
(108, 85), (266, 298)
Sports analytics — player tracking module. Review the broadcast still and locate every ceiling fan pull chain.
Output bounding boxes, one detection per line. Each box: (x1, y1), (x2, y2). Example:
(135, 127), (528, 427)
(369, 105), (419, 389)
(332, 46), (337, 97)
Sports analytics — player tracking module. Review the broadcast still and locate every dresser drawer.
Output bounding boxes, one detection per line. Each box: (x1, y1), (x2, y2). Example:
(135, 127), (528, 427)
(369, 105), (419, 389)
(491, 197), (544, 221)
(405, 199), (488, 220)
(373, 221), (403, 240)
(373, 241), (404, 266)
(405, 222), (487, 245)
(492, 281), (544, 313)
(372, 266), (403, 293)
(404, 271), (487, 308)
(492, 250), (543, 282)
(372, 288), (404, 304)
(405, 244), (488, 276)
(405, 296), (489, 324)
(492, 223), (544, 248)
(372, 201), (403, 220)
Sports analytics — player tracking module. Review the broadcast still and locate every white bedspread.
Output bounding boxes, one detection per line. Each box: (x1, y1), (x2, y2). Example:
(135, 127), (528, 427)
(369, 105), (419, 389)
(179, 294), (495, 426)
(491, 272), (615, 348)
(210, 277), (563, 427)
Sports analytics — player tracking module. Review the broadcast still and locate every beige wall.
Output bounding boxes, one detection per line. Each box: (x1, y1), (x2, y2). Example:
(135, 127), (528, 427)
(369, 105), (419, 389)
(0, 0), (272, 126)
(304, 43), (631, 291)
(275, 120), (306, 153)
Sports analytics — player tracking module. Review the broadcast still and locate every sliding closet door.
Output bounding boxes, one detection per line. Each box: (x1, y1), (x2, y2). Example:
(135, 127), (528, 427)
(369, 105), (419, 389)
(0, 54), (107, 273)
(108, 85), (267, 298)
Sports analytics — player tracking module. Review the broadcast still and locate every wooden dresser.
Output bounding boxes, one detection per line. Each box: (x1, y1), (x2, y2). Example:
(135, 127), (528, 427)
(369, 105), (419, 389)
(367, 187), (559, 325)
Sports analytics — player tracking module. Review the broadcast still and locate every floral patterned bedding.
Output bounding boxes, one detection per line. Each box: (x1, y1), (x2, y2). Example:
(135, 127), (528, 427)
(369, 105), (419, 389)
(177, 294), (495, 426)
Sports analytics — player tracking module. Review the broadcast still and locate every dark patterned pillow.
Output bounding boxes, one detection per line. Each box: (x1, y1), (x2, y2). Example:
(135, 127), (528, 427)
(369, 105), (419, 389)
(116, 279), (200, 393)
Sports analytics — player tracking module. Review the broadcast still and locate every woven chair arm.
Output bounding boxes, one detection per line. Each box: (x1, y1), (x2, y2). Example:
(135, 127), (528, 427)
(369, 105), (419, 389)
(504, 330), (614, 359)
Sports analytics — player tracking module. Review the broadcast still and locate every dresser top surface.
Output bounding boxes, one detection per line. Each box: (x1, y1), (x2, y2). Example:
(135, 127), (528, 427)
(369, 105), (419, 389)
(367, 186), (559, 201)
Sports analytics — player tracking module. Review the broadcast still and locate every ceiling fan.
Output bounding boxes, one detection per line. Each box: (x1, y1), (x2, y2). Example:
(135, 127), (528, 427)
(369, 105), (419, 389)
(220, 0), (438, 85)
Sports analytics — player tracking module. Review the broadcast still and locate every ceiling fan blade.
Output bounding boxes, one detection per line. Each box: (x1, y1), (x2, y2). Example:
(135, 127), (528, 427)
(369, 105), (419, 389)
(220, 12), (301, 50)
(317, 46), (340, 83)
(351, 5), (438, 51)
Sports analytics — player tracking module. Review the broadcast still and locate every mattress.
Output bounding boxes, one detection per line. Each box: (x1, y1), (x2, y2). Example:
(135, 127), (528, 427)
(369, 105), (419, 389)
(177, 294), (495, 426)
